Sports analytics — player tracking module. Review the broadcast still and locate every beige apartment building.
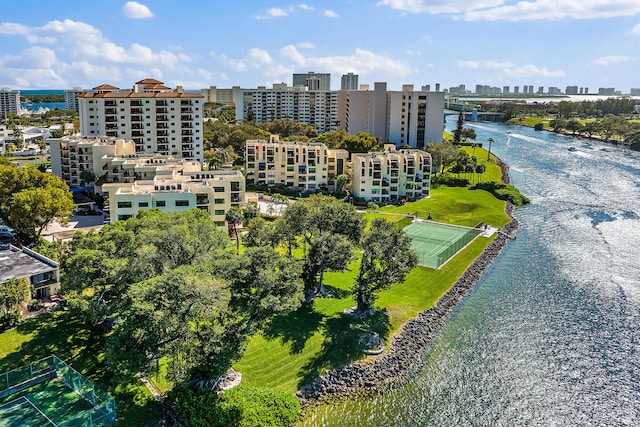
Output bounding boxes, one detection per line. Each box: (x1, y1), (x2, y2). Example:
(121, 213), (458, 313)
(350, 144), (432, 203)
(245, 135), (348, 191)
(50, 136), (199, 189)
(102, 169), (245, 228)
(77, 79), (204, 163)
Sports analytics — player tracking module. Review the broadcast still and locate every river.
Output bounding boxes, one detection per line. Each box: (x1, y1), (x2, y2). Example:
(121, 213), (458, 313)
(301, 118), (640, 426)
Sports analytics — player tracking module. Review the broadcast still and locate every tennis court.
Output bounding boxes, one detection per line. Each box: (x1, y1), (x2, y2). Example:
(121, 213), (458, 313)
(0, 356), (116, 427)
(404, 220), (483, 268)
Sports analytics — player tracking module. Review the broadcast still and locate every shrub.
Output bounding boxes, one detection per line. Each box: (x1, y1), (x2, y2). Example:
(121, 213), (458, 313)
(534, 123), (544, 131)
(433, 176), (469, 187)
(167, 386), (300, 427)
(472, 181), (530, 206)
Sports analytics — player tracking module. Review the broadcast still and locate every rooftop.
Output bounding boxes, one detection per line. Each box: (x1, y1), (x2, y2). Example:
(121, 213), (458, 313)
(0, 245), (58, 283)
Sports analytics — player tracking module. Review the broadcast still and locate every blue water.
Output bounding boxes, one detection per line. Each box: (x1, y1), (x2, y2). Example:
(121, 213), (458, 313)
(303, 119), (640, 426)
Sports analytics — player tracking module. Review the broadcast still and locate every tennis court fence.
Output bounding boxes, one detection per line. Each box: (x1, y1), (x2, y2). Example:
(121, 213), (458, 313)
(0, 355), (116, 426)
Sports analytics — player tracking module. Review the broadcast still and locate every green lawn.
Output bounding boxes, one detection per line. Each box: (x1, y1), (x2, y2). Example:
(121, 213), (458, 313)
(235, 183), (509, 394)
(0, 311), (161, 427)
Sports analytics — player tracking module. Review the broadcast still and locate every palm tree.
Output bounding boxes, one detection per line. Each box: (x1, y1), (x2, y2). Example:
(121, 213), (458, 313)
(335, 173), (351, 192)
(225, 206), (244, 255)
(487, 137), (494, 161)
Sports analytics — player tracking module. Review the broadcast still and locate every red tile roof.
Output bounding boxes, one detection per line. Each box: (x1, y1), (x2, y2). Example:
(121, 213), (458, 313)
(92, 84), (119, 91)
(135, 78), (164, 84)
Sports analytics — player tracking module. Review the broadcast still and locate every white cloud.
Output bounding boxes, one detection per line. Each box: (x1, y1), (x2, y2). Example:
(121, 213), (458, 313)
(255, 7), (291, 19)
(324, 10), (340, 18)
(122, 2), (154, 19)
(594, 55), (635, 65)
(378, 0), (640, 21)
(298, 4), (315, 11)
(457, 60), (566, 78)
(210, 45), (414, 84)
(297, 42), (316, 49)
(0, 22), (30, 35)
(1, 19), (186, 68)
(632, 23), (640, 35)
(377, 0), (504, 14)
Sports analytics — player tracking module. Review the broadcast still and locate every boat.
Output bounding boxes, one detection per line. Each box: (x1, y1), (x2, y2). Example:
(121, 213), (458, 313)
(568, 146), (577, 152)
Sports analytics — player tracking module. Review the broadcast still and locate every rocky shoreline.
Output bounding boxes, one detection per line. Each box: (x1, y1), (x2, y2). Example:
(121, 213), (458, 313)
(298, 160), (519, 406)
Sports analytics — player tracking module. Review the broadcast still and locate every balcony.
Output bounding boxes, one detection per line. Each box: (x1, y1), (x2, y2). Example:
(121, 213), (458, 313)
(131, 108), (143, 114)
(130, 100), (142, 106)
(181, 130), (193, 136)
(196, 196), (209, 205)
(181, 100), (192, 106)
(104, 100), (116, 106)
(132, 131), (144, 137)
(181, 124), (193, 129)
(156, 115), (168, 122)
(156, 107), (167, 114)
(131, 115), (143, 122)
(105, 108), (117, 115)
(231, 194), (241, 203)
(181, 115), (193, 121)
(157, 131), (169, 137)
(181, 108), (192, 113)
(157, 123), (168, 129)
(156, 100), (167, 106)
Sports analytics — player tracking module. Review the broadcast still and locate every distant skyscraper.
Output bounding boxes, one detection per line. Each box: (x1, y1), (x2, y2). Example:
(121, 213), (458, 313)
(537, 86), (544, 94)
(0, 87), (20, 118)
(503, 86), (510, 94)
(523, 86), (528, 94)
(341, 73), (359, 90)
(514, 86), (520, 94)
(293, 72), (331, 90)
(64, 87), (85, 111)
(528, 85), (534, 94)
(435, 83), (440, 92)
(565, 86), (579, 95)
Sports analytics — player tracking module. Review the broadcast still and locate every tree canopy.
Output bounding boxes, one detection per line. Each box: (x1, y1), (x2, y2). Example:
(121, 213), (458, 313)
(0, 164), (74, 240)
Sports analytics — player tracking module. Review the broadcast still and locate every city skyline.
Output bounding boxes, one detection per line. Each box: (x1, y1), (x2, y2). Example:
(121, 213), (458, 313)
(1, 1), (640, 91)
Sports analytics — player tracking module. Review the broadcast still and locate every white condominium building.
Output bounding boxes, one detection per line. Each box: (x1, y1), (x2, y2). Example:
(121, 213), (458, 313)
(350, 144), (432, 203)
(245, 135), (348, 191)
(236, 84), (339, 132)
(102, 169), (244, 228)
(50, 136), (199, 189)
(77, 79), (204, 163)
(0, 87), (20, 118)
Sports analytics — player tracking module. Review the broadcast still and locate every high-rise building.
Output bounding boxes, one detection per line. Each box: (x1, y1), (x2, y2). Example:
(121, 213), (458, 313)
(565, 86), (579, 95)
(293, 72), (331, 90)
(598, 88), (616, 95)
(236, 84), (339, 132)
(200, 85), (241, 105)
(341, 73), (359, 91)
(630, 88), (640, 96)
(338, 83), (445, 149)
(514, 86), (520, 94)
(537, 86), (544, 94)
(528, 85), (534, 94)
(77, 79), (204, 163)
(64, 87), (85, 111)
(0, 87), (20, 118)
(503, 86), (510, 94)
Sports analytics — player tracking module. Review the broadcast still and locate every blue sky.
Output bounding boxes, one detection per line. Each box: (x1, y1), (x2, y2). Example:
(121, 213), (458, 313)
(1, 0), (640, 92)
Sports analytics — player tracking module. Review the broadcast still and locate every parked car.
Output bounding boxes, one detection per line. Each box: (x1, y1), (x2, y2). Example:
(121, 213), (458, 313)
(0, 226), (13, 242)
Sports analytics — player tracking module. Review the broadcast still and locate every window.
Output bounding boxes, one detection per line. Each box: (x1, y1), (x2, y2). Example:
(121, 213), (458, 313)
(118, 214), (132, 220)
(214, 198), (225, 204)
(138, 202), (149, 207)
(214, 186), (224, 192)
(155, 200), (166, 207)
(176, 200), (189, 207)
(117, 201), (132, 208)
(214, 209), (225, 215)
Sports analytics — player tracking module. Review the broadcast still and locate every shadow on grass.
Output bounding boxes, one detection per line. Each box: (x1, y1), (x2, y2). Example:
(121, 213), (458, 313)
(262, 304), (325, 354)
(0, 310), (162, 427)
(316, 284), (351, 299)
(297, 309), (391, 388)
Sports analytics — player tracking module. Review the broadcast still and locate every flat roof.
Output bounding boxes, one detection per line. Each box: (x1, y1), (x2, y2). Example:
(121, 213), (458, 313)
(0, 245), (57, 282)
